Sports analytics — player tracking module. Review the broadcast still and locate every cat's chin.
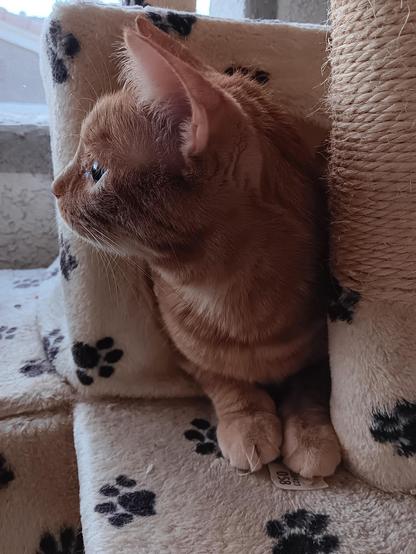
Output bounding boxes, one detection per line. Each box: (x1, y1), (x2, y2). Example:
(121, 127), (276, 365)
(58, 215), (113, 253)
(58, 214), (82, 240)
(59, 215), (151, 259)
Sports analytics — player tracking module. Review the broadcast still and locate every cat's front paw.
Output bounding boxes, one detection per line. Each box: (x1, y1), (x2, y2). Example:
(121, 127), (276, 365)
(282, 418), (341, 478)
(217, 411), (282, 471)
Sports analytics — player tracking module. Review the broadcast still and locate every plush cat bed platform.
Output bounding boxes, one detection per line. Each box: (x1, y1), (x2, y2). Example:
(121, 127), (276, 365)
(1, 267), (416, 553)
(1, 2), (416, 552)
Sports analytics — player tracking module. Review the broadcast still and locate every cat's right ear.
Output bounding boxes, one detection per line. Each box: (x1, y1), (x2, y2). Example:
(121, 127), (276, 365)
(122, 20), (233, 158)
(122, 26), (190, 114)
(133, 15), (212, 73)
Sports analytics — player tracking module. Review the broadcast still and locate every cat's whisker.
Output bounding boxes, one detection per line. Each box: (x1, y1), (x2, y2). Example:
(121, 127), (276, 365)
(82, 221), (132, 304)
(101, 48), (118, 98)
(80, 68), (102, 107)
(112, 256), (146, 310)
(61, 90), (96, 114)
(79, 222), (121, 305)
(86, 48), (117, 98)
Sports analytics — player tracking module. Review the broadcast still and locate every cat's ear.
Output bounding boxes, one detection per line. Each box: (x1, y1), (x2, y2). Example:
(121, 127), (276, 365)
(123, 19), (228, 157)
(135, 15), (212, 73)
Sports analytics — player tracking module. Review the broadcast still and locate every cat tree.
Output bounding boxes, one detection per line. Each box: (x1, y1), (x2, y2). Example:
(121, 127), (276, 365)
(1, 2), (416, 552)
(328, 0), (416, 491)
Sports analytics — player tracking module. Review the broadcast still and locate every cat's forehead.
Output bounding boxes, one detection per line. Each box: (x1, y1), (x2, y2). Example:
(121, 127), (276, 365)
(83, 92), (134, 141)
(80, 91), (154, 167)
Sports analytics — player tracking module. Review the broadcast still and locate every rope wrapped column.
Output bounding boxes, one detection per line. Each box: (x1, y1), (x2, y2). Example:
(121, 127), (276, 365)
(328, 0), (416, 491)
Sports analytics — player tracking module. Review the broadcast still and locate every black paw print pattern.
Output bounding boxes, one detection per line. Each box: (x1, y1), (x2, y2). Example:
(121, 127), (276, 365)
(46, 20), (80, 84)
(266, 510), (339, 554)
(95, 475), (156, 528)
(224, 65), (270, 85)
(0, 454), (14, 489)
(19, 359), (51, 378)
(37, 527), (84, 554)
(184, 418), (222, 457)
(13, 277), (40, 289)
(43, 329), (65, 365)
(44, 266), (59, 280)
(72, 337), (123, 386)
(0, 454), (14, 488)
(124, 0), (151, 5)
(59, 234), (78, 281)
(328, 275), (360, 324)
(19, 329), (64, 378)
(146, 11), (197, 37)
(0, 325), (17, 340)
(370, 399), (416, 457)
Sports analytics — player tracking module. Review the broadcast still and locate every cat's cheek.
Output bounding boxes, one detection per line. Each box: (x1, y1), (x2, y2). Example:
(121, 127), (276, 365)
(56, 199), (83, 238)
(55, 200), (68, 224)
(56, 206), (75, 235)
(88, 176), (108, 195)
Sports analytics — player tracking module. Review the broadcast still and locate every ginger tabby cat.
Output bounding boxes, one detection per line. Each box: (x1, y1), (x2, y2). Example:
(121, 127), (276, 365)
(52, 16), (341, 477)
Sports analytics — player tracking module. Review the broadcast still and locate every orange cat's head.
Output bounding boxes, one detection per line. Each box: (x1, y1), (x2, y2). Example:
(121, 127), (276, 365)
(53, 17), (316, 269)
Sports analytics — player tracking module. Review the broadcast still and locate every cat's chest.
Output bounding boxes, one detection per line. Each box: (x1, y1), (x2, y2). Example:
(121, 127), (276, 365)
(155, 276), (243, 338)
(152, 271), (323, 380)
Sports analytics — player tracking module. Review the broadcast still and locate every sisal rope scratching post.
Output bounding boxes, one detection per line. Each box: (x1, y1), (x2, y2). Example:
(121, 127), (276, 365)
(328, 0), (416, 491)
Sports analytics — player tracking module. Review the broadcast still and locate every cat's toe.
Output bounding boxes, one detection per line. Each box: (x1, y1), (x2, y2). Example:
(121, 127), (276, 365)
(217, 411), (282, 472)
(282, 417), (341, 478)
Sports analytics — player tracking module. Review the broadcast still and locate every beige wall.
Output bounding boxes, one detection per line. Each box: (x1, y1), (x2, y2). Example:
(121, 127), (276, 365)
(0, 171), (57, 269)
(278, 0), (328, 24)
(210, 0), (328, 22)
(0, 40), (45, 103)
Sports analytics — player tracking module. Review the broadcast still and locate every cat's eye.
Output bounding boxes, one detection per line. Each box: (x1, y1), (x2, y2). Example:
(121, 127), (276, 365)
(90, 161), (106, 183)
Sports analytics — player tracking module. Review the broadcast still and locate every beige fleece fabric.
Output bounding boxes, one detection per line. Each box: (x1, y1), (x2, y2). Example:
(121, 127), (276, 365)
(0, 410), (81, 553)
(0, 2), (415, 552)
(328, 0), (416, 492)
(1, 267), (416, 553)
(74, 399), (416, 554)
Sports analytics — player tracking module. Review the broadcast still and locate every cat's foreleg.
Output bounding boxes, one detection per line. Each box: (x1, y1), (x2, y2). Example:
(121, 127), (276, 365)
(279, 364), (341, 478)
(192, 367), (282, 471)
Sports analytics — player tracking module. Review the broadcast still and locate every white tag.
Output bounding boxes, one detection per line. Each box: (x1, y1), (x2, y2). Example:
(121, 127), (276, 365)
(268, 461), (328, 491)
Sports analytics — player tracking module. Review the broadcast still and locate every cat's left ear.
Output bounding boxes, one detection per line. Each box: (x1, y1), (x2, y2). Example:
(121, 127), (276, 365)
(123, 18), (232, 157)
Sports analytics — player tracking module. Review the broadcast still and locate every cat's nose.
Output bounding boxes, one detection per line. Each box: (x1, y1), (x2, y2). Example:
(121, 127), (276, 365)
(52, 177), (65, 198)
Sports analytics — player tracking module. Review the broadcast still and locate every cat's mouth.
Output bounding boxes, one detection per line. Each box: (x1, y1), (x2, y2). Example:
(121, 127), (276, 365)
(54, 200), (105, 250)
(56, 204), (151, 258)
(57, 210), (95, 247)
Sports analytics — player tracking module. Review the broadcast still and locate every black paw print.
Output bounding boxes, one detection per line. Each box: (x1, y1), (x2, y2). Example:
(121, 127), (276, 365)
(224, 65), (270, 85)
(0, 325), (17, 340)
(59, 234), (78, 281)
(0, 454), (14, 488)
(13, 277), (40, 289)
(146, 11), (197, 37)
(328, 275), (360, 324)
(37, 527), (84, 554)
(72, 337), (123, 386)
(43, 329), (64, 365)
(125, 0), (151, 5)
(46, 20), (80, 84)
(19, 329), (64, 378)
(266, 510), (339, 554)
(19, 359), (52, 378)
(184, 418), (222, 457)
(95, 475), (156, 528)
(370, 399), (416, 457)
(44, 266), (59, 280)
